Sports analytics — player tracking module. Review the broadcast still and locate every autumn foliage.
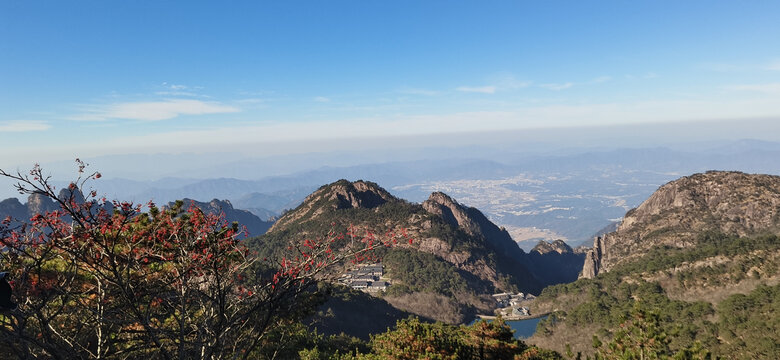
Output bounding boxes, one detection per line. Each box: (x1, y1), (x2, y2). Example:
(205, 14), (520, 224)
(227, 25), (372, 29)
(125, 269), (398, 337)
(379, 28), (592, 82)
(0, 162), (400, 359)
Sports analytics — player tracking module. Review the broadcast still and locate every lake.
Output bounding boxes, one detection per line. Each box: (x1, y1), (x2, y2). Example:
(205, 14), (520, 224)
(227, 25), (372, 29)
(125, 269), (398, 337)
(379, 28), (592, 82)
(471, 316), (548, 339)
(506, 316), (546, 339)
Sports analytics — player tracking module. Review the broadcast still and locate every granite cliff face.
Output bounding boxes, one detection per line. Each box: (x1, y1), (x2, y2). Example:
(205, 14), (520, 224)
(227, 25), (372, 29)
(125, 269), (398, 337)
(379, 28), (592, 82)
(581, 171), (780, 278)
(0, 193), (63, 226)
(422, 191), (526, 259)
(269, 180), (395, 231)
(27, 193), (59, 215)
(419, 191), (541, 295)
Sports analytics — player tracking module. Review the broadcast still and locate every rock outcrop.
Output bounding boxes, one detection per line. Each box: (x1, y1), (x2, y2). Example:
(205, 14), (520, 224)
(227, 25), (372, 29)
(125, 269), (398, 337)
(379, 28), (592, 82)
(528, 239), (586, 284)
(423, 192), (525, 259)
(580, 235), (605, 279)
(531, 239), (573, 255)
(27, 193), (58, 215)
(1, 193), (64, 224)
(0, 198), (28, 222)
(581, 171), (780, 278)
(270, 180), (396, 231)
(330, 180), (393, 209)
(0, 187), (113, 227)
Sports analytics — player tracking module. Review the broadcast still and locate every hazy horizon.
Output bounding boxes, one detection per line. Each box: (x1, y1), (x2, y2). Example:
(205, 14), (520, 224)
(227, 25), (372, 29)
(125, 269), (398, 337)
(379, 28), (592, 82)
(3, 2), (780, 244)
(3, 1), (780, 173)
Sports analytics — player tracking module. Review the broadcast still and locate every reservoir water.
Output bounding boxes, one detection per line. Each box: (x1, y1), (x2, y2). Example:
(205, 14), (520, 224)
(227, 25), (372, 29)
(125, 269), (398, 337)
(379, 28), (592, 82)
(506, 316), (546, 339)
(471, 316), (547, 339)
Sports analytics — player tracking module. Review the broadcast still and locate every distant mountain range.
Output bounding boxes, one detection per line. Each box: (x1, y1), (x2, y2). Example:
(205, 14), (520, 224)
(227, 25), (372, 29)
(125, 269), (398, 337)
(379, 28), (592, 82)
(0, 191), (274, 239)
(0, 188), (106, 227)
(4, 141), (780, 250)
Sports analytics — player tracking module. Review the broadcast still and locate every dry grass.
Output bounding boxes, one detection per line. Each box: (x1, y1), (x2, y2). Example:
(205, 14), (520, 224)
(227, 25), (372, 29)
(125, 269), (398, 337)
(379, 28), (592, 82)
(639, 249), (780, 303)
(666, 276), (780, 304)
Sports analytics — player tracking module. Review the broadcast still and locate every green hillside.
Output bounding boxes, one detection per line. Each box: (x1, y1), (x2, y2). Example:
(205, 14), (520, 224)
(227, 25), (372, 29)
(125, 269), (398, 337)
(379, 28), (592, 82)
(529, 232), (780, 358)
(250, 179), (546, 325)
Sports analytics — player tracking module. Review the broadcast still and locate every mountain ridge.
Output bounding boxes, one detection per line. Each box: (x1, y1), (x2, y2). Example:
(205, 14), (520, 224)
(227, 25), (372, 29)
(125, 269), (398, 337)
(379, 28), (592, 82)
(255, 179), (583, 324)
(582, 170), (780, 278)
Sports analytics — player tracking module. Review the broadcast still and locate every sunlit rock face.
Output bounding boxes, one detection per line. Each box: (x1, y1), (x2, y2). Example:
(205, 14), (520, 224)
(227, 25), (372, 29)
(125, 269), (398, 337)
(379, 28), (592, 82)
(580, 171), (780, 279)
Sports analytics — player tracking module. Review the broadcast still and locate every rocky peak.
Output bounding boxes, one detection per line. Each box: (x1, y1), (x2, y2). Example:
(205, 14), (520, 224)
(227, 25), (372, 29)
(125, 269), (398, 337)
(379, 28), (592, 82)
(581, 171), (780, 279)
(0, 193), (62, 226)
(57, 186), (85, 205)
(333, 181), (392, 209)
(0, 197), (24, 210)
(270, 180), (397, 232)
(423, 192), (480, 236)
(207, 199), (235, 211)
(311, 179), (395, 210)
(423, 191), (525, 258)
(27, 193), (58, 215)
(0, 198), (27, 221)
(532, 239), (573, 255)
(618, 171), (780, 235)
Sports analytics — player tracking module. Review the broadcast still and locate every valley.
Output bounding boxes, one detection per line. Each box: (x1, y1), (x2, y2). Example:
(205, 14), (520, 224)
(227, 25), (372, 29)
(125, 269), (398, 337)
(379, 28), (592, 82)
(3, 164), (780, 358)
(5, 2), (780, 358)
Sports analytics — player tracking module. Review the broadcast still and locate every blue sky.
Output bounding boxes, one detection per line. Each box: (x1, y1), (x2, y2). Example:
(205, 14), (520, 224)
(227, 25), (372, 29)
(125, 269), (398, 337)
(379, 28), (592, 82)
(2, 1), (780, 168)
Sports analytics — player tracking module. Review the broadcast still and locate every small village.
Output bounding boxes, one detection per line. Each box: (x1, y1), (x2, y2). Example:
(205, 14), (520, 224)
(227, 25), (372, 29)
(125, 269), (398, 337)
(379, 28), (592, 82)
(491, 292), (536, 319)
(339, 263), (390, 294)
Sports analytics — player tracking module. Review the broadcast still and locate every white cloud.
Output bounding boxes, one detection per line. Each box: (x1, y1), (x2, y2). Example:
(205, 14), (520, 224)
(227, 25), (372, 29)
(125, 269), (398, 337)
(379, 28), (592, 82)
(64, 96), (780, 154)
(71, 99), (240, 121)
(11, 94), (780, 166)
(592, 76), (612, 83)
(0, 121), (51, 132)
(456, 86), (496, 94)
(726, 83), (780, 94)
(540, 82), (574, 90)
(314, 96), (331, 103)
